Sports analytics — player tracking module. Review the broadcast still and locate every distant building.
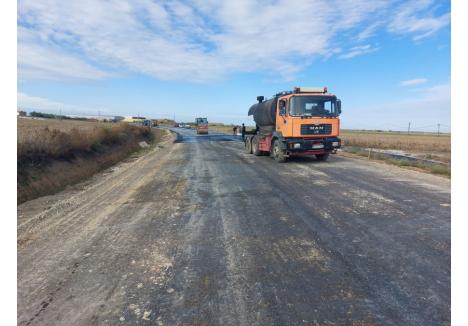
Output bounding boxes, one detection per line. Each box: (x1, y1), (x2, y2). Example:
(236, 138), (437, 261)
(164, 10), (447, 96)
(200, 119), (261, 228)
(17, 110), (27, 117)
(123, 116), (146, 123)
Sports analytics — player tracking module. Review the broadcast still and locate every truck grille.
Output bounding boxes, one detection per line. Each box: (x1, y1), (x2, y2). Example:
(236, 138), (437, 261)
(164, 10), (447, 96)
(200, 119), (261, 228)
(300, 124), (332, 135)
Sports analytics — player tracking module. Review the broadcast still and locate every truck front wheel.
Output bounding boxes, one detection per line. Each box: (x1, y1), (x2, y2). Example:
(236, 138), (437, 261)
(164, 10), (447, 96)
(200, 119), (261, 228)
(272, 140), (286, 163)
(245, 138), (252, 154)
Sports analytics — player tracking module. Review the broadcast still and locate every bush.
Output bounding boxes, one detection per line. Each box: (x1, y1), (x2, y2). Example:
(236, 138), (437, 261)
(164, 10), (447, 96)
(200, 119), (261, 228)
(18, 123), (152, 164)
(30, 111), (57, 119)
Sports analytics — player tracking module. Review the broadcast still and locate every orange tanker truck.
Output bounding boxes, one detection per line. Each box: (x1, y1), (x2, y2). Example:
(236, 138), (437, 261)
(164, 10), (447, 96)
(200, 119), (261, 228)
(195, 117), (208, 134)
(244, 87), (342, 162)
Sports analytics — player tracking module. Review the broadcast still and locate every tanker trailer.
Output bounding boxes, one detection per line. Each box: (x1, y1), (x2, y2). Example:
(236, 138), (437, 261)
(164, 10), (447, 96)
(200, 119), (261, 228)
(244, 87), (342, 162)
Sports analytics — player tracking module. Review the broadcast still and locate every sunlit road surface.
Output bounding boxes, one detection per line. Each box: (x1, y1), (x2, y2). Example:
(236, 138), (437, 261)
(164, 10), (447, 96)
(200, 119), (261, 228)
(18, 127), (450, 325)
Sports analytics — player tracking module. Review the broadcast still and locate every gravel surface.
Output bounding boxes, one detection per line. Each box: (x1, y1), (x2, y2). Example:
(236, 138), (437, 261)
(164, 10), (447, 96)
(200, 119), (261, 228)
(18, 128), (450, 325)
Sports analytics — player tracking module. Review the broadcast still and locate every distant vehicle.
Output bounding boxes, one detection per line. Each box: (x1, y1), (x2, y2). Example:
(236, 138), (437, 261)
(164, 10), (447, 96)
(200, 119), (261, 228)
(143, 119), (153, 127)
(174, 123), (180, 127)
(112, 116), (125, 123)
(244, 87), (342, 162)
(195, 117), (208, 134)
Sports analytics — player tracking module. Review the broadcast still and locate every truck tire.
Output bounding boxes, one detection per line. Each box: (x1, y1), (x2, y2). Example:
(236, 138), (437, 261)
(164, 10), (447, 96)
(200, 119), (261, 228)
(245, 137), (252, 154)
(252, 138), (261, 156)
(316, 153), (329, 161)
(272, 139), (286, 163)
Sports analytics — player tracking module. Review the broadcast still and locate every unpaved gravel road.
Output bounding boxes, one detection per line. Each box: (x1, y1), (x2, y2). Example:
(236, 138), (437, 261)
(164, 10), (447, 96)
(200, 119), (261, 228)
(18, 128), (451, 325)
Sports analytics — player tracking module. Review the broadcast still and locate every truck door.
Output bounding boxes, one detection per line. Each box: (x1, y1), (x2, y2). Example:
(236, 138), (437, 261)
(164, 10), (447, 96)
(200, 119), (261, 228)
(276, 98), (292, 137)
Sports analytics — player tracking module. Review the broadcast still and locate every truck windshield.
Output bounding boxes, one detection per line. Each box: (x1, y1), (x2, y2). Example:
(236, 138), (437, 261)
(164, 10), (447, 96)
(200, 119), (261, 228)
(196, 118), (208, 124)
(289, 96), (337, 117)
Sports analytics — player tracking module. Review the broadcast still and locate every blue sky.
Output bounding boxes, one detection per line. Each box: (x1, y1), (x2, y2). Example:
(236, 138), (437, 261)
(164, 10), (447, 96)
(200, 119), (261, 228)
(17, 0), (451, 132)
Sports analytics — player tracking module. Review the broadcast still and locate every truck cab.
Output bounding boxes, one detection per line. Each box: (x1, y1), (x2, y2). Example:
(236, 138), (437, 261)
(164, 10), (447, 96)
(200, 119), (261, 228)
(245, 87), (342, 162)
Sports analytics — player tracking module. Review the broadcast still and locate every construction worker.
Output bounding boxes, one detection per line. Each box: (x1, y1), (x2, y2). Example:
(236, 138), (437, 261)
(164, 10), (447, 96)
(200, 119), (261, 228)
(233, 126), (237, 135)
(241, 123), (246, 140)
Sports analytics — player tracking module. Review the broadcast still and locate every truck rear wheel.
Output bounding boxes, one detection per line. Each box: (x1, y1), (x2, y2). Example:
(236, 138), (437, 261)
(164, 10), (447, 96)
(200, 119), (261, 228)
(252, 138), (261, 156)
(245, 137), (252, 154)
(272, 140), (286, 163)
(316, 153), (329, 161)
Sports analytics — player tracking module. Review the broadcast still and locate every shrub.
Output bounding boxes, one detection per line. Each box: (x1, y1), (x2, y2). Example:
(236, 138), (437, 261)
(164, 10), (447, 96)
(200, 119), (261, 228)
(18, 123), (152, 164)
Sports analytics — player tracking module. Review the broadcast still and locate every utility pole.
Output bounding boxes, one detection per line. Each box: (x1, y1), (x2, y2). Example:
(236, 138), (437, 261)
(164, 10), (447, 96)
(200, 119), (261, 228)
(437, 123), (440, 136)
(407, 122), (411, 135)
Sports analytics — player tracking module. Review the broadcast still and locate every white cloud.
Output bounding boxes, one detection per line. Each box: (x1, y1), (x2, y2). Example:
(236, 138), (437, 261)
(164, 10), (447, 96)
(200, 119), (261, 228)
(388, 0), (451, 41)
(339, 44), (380, 59)
(356, 22), (382, 41)
(342, 82), (451, 131)
(17, 92), (108, 116)
(412, 82), (450, 102)
(18, 41), (110, 81)
(17, 0), (450, 82)
(400, 78), (428, 86)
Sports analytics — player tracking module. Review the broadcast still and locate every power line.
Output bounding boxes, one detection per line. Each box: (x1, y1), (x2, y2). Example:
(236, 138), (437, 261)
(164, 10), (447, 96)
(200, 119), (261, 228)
(411, 124), (438, 129)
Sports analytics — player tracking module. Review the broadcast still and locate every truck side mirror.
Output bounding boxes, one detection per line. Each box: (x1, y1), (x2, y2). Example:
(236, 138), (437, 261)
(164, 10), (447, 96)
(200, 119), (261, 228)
(257, 96), (264, 103)
(336, 99), (342, 115)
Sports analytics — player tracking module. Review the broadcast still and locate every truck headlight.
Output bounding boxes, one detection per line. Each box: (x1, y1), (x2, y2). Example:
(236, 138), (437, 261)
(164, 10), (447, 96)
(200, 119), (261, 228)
(332, 141), (339, 147)
(294, 143), (301, 149)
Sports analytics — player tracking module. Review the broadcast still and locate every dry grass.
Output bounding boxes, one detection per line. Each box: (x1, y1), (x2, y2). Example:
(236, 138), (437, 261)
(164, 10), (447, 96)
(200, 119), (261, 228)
(17, 118), (157, 204)
(155, 119), (176, 126)
(209, 124), (237, 134)
(18, 142), (140, 204)
(341, 130), (451, 176)
(18, 117), (108, 134)
(340, 131), (450, 153)
(208, 123), (255, 134)
(18, 118), (152, 162)
(342, 148), (451, 177)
